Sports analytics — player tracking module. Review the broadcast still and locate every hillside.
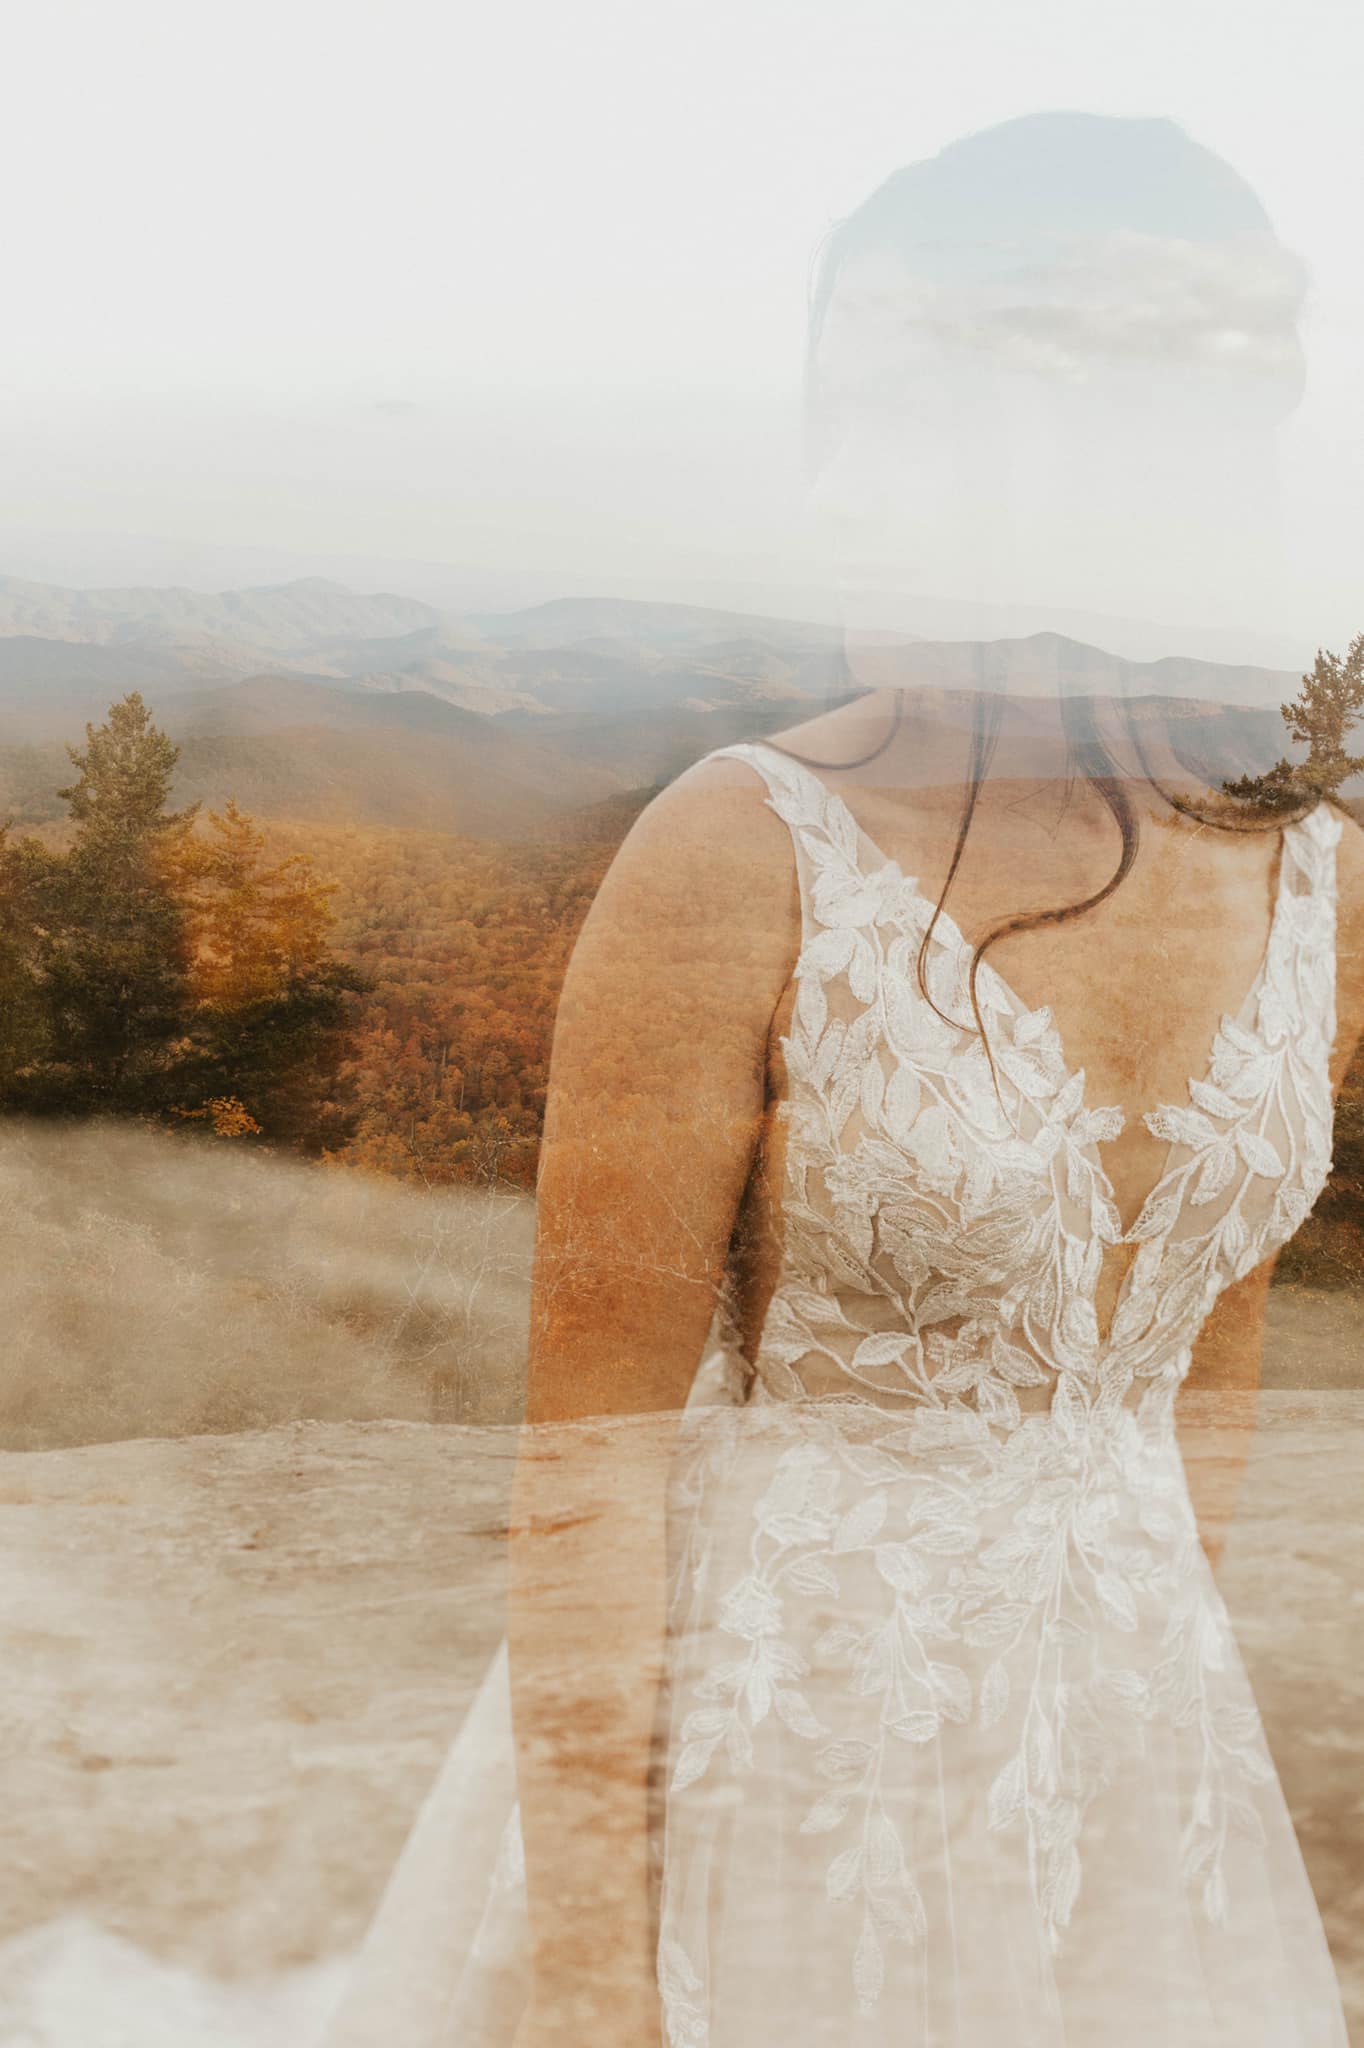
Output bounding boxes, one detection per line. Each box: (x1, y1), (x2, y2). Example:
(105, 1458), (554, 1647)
(0, 573), (444, 659)
(1, 573), (1345, 830)
(0, 682), (621, 835)
(0, 571), (1311, 721)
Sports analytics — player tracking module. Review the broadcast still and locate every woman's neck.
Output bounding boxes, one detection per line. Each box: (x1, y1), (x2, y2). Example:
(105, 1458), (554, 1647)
(826, 684), (1224, 824)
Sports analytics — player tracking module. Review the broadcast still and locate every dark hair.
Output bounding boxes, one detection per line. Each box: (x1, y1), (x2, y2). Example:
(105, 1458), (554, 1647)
(769, 112), (1315, 1090)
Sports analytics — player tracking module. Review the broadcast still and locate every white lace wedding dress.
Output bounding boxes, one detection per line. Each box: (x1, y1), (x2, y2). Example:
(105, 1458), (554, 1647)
(320, 738), (1349, 2048)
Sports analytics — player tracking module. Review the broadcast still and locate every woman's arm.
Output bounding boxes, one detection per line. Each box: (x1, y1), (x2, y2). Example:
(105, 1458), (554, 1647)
(506, 758), (796, 2045)
(1176, 1253), (1275, 1572)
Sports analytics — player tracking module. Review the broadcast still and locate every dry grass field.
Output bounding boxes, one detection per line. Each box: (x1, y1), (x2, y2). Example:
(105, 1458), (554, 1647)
(0, 1119), (535, 1448)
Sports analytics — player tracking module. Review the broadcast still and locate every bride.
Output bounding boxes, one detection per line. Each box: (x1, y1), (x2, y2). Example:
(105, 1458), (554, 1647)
(323, 113), (1364, 2048)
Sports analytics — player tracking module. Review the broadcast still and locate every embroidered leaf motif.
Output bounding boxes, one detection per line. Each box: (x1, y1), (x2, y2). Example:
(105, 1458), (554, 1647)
(980, 1660), (1011, 1729)
(1188, 1077), (1242, 1119)
(890, 1710), (941, 1743)
(1144, 1104), (1217, 1150)
(788, 1554), (842, 1597)
(800, 1788), (853, 1834)
(868, 1812), (904, 1885)
(927, 1662), (973, 1724)
(859, 1055), (886, 1129)
(962, 1603), (1029, 1648)
(988, 1753), (1026, 1830)
(874, 1542), (930, 1595)
(1234, 1127), (1285, 1178)
(1095, 1572), (1139, 1630)
(1128, 1191), (1181, 1243)
(794, 968), (828, 1044)
(1077, 1103), (1125, 1143)
(853, 1910), (884, 2010)
(1191, 1141), (1236, 1205)
(826, 1845), (863, 1901)
(883, 1063), (922, 1142)
(1014, 1005), (1055, 1047)
(817, 1739), (875, 1782)
(833, 1493), (889, 1553)
(852, 1333), (913, 1372)
(871, 1883), (927, 1944)
(670, 1739), (717, 1793)
(774, 1688), (826, 1739)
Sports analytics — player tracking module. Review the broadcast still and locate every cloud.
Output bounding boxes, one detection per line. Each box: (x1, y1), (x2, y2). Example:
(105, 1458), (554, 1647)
(821, 230), (1309, 398)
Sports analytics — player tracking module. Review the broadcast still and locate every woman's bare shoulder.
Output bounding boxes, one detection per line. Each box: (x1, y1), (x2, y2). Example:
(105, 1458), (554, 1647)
(568, 748), (801, 998)
(602, 748), (796, 899)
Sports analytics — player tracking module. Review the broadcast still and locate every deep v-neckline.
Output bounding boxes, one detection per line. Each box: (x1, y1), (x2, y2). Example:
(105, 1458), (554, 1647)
(745, 741), (1299, 1332)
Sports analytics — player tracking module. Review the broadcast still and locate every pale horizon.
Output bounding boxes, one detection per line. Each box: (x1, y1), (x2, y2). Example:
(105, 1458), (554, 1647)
(3, 1), (1362, 661)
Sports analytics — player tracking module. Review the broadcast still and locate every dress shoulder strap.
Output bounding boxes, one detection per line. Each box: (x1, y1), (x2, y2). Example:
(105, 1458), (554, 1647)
(705, 740), (868, 858)
(703, 741), (859, 942)
(1278, 800), (1342, 1059)
(703, 740), (924, 963)
(1282, 798), (1343, 897)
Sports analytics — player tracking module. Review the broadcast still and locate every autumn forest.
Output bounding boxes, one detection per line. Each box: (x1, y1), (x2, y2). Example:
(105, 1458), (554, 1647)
(2, 622), (1362, 1290)
(0, 692), (618, 1192)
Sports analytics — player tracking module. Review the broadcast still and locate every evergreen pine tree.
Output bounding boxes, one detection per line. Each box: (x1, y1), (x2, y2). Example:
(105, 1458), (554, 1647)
(35, 693), (200, 1113)
(1223, 632), (1364, 811)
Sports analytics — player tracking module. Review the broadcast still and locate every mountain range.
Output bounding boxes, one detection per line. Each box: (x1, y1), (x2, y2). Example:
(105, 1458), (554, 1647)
(0, 574), (1330, 839)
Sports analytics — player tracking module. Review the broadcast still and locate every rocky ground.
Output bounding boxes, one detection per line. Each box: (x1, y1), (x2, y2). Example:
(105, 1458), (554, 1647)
(0, 1396), (1360, 2041)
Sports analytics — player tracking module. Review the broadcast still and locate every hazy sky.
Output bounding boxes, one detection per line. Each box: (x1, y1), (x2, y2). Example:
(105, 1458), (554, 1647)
(2, 0), (1361, 652)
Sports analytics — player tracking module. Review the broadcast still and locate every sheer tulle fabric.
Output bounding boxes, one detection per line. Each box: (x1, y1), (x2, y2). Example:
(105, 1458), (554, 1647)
(656, 1393), (1346, 2048)
(316, 1369), (1349, 2048)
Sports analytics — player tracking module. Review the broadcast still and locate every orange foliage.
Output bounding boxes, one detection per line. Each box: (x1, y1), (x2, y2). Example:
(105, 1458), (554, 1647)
(250, 817), (616, 1189)
(167, 800), (340, 1009)
(170, 1094), (264, 1137)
